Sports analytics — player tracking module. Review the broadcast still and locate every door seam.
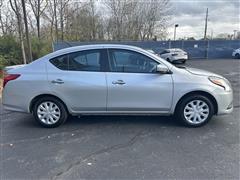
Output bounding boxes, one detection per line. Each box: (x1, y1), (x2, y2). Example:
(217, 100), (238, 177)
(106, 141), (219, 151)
(105, 72), (108, 111)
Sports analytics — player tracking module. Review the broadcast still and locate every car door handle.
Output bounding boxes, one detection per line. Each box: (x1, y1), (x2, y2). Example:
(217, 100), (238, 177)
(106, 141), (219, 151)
(51, 79), (64, 84)
(112, 80), (126, 85)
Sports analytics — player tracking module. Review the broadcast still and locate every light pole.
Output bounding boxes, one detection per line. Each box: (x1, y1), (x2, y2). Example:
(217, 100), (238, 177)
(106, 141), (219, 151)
(174, 24), (179, 41)
(233, 30), (238, 40)
(204, 8), (208, 40)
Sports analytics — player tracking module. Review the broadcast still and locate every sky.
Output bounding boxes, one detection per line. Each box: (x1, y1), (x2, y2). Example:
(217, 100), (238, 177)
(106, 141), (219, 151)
(167, 0), (240, 40)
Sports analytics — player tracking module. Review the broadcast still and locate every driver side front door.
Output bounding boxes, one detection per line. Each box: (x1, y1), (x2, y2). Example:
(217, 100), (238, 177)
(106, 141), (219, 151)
(106, 49), (173, 112)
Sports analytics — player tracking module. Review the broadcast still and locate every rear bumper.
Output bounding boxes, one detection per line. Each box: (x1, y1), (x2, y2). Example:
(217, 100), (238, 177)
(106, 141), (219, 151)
(2, 88), (31, 113)
(2, 103), (28, 113)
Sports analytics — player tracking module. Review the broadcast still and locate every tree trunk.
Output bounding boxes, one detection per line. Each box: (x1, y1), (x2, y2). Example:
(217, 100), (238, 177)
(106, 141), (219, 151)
(17, 17), (27, 64)
(21, 0), (32, 62)
(9, 0), (27, 64)
(53, 0), (58, 41)
(20, 35), (27, 64)
(0, 10), (5, 35)
(60, 14), (63, 41)
(60, 0), (64, 41)
(37, 17), (40, 40)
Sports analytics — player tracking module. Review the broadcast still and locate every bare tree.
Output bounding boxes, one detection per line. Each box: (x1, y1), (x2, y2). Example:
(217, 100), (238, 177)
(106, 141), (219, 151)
(62, 0), (104, 41)
(9, 0), (27, 64)
(43, 0), (59, 41)
(2, 0), (171, 61)
(42, 0), (55, 41)
(43, 0), (70, 41)
(28, 0), (47, 40)
(88, 0), (98, 40)
(1, 10), (17, 35)
(104, 0), (135, 40)
(53, 0), (58, 40)
(104, 0), (170, 41)
(138, 0), (170, 40)
(0, 1), (17, 35)
(0, 0), (4, 34)
(58, 0), (71, 41)
(21, 0), (32, 62)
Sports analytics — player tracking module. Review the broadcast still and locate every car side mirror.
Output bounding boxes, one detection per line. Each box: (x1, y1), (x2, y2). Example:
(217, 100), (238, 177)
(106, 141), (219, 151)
(156, 64), (170, 74)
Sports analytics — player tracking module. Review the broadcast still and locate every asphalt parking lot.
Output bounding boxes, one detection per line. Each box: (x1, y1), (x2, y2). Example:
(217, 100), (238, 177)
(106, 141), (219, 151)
(0, 59), (239, 179)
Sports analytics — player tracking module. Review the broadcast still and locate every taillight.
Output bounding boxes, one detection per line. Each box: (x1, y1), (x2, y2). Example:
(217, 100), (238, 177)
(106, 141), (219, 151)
(3, 74), (21, 88)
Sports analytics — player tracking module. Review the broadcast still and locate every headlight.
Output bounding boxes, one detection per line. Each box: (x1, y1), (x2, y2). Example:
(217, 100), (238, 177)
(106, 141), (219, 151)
(208, 76), (231, 91)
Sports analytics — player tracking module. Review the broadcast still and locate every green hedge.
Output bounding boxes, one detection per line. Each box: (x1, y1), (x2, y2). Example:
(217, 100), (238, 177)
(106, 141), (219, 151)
(0, 35), (52, 70)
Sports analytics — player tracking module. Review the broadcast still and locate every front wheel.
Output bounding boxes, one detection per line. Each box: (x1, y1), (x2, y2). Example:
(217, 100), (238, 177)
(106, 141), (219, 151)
(33, 97), (68, 128)
(175, 95), (214, 127)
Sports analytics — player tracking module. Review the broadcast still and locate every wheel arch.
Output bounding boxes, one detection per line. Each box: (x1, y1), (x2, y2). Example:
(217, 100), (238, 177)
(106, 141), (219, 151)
(174, 90), (218, 115)
(29, 94), (69, 114)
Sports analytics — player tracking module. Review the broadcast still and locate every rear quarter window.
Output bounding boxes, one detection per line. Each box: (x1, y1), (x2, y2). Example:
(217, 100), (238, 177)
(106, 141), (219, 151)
(49, 50), (102, 71)
(50, 55), (68, 70)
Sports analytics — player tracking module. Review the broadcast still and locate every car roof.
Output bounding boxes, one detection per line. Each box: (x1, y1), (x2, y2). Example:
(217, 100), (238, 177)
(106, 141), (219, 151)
(46, 44), (145, 58)
(28, 44), (174, 70)
(42, 44), (155, 61)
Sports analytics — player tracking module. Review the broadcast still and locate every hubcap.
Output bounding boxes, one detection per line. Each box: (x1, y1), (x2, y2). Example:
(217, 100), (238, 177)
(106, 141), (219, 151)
(184, 100), (209, 124)
(37, 102), (61, 125)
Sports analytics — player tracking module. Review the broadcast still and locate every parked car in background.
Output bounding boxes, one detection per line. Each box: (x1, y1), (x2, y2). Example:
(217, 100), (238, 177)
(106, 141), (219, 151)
(232, 48), (240, 59)
(2, 44), (233, 128)
(159, 48), (188, 63)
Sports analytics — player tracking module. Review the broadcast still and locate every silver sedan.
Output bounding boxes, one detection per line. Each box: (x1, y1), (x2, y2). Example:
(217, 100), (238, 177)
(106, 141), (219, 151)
(2, 44), (233, 128)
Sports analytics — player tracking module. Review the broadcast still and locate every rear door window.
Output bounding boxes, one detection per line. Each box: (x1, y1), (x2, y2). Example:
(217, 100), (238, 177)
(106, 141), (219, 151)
(50, 49), (107, 72)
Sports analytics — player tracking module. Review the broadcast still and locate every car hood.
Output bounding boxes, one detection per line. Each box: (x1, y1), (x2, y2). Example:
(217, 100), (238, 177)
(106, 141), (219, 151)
(184, 67), (221, 77)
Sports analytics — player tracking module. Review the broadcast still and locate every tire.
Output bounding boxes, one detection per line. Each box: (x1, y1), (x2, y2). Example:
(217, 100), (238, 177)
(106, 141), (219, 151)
(33, 96), (68, 128)
(175, 95), (214, 127)
(235, 53), (240, 59)
(166, 58), (170, 62)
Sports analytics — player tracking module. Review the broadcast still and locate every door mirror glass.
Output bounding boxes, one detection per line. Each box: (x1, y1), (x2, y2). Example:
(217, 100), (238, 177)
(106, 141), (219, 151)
(156, 64), (169, 74)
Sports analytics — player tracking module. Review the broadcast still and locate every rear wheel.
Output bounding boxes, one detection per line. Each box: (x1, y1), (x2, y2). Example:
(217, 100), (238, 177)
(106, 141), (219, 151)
(175, 95), (214, 127)
(33, 97), (68, 128)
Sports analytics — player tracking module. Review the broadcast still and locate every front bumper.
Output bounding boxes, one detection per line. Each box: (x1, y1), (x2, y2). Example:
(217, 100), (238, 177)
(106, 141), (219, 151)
(213, 89), (233, 115)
